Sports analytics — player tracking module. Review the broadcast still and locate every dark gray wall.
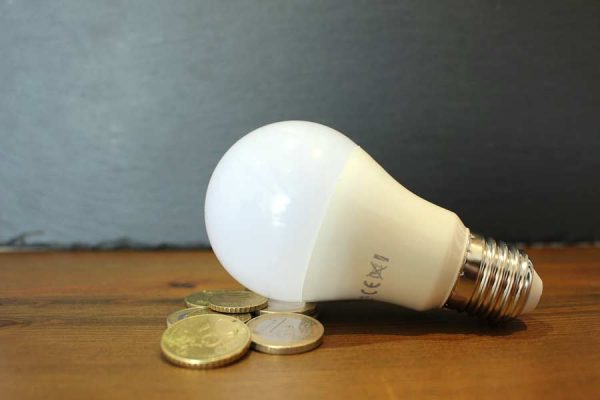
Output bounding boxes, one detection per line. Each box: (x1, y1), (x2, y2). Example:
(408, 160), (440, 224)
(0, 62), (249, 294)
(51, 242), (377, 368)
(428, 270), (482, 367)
(1, 1), (599, 248)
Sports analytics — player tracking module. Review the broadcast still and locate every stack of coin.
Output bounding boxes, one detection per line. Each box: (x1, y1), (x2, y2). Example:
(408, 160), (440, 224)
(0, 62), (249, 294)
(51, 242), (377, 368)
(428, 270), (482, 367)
(161, 289), (324, 368)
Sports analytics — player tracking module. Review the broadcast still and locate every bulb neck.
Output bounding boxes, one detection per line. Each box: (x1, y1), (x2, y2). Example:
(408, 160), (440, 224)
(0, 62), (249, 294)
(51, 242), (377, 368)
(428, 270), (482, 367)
(445, 233), (535, 322)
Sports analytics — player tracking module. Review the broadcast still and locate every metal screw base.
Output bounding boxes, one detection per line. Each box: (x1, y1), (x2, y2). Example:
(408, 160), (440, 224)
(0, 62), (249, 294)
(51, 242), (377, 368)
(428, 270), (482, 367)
(445, 233), (535, 322)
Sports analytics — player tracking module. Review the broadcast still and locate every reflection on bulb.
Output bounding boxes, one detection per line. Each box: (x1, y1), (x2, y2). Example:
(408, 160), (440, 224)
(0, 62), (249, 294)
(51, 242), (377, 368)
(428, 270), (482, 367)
(205, 121), (542, 321)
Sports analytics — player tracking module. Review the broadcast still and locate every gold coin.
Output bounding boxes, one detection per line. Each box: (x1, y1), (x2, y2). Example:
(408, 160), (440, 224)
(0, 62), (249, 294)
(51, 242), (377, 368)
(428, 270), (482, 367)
(257, 299), (317, 316)
(161, 314), (251, 368)
(184, 289), (230, 308)
(246, 313), (324, 355)
(208, 290), (268, 313)
(166, 308), (252, 327)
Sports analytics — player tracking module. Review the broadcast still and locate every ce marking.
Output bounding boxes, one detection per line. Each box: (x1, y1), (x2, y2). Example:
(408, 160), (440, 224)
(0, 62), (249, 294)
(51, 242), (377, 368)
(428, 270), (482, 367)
(360, 254), (389, 297)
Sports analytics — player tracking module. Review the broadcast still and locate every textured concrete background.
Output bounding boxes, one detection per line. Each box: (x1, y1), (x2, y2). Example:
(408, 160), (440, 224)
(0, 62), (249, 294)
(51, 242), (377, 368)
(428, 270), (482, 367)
(1, 1), (599, 248)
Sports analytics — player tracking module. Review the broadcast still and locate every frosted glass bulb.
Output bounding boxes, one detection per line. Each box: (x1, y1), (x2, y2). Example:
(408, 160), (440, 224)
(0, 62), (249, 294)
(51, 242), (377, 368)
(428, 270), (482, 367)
(205, 121), (543, 321)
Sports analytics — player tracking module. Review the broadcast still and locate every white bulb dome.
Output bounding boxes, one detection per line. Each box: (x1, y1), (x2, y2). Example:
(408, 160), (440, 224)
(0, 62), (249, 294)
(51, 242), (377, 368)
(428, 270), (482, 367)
(205, 121), (357, 300)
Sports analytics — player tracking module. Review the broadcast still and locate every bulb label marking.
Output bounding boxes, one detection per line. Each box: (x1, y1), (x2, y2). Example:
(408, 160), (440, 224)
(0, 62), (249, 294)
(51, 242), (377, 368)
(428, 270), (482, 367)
(360, 254), (389, 299)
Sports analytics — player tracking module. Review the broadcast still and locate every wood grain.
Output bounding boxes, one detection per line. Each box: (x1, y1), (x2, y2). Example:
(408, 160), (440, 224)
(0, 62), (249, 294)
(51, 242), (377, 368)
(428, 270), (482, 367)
(0, 248), (599, 400)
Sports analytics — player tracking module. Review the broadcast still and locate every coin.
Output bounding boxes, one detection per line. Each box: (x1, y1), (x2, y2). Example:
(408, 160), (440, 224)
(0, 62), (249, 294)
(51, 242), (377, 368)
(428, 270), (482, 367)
(246, 313), (324, 355)
(184, 289), (230, 308)
(161, 314), (251, 368)
(257, 299), (317, 316)
(166, 308), (252, 327)
(208, 290), (268, 313)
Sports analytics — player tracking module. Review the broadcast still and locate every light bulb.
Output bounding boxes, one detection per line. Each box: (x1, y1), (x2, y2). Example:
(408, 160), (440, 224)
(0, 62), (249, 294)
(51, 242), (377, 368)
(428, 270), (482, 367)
(205, 121), (543, 321)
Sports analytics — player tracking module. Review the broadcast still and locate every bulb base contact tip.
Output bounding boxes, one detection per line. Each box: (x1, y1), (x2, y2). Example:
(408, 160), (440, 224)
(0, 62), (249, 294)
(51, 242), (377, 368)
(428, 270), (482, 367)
(445, 233), (541, 322)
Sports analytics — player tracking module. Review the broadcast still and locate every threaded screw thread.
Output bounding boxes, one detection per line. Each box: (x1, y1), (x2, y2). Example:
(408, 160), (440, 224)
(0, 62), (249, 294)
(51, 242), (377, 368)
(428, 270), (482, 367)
(445, 233), (534, 322)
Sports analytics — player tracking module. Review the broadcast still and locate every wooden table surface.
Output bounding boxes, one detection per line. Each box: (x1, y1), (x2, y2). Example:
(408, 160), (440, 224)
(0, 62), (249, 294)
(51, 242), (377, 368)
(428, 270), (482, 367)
(1, 248), (599, 399)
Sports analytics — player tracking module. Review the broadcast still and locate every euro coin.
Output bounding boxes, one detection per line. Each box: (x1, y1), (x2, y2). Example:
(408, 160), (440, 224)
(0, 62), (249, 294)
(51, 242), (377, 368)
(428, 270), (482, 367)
(161, 314), (251, 368)
(257, 299), (317, 316)
(208, 290), (268, 313)
(246, 313), (324, 355)
(166, 308), (252, 327)
(184, 289), (230, 308)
